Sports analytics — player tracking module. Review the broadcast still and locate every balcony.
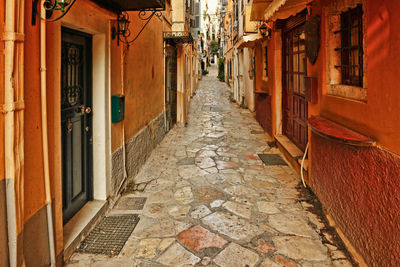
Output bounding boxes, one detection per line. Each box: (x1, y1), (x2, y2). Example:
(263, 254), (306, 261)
(163, 31), (194, 45)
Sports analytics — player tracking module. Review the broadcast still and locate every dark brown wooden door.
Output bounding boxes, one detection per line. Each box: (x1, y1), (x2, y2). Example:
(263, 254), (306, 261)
(61, 28), (93, 224)
(283, 24), (308, 151)
(165, 46), (177, 132)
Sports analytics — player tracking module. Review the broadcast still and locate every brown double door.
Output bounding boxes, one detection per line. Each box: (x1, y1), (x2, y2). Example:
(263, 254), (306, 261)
(283, 23), (308, 151)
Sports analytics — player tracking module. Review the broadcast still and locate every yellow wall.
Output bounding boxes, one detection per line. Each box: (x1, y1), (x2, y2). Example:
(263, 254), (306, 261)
(0, 0), (4, 181)
(111, 3), (172, 151)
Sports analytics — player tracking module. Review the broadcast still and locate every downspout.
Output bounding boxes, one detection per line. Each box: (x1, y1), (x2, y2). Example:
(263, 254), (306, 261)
(4, 0), (17, 265)
(116, 44), (128, 195)
(39, 2), (56, 266)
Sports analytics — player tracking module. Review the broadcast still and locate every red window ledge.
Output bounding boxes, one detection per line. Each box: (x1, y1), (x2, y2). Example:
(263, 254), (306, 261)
(308, 116), (376, 147)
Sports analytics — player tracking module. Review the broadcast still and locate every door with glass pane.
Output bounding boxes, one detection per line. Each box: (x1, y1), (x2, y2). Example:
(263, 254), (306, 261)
(283, 24), (308, 151)
(61, 28), (93, 224)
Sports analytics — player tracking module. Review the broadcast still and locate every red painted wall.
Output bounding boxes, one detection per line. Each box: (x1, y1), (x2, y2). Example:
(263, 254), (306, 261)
(254, 39), (273, 136)
(302, 1), (400, 265)
(311, 132), (400, 266)
(255, 94), (272, 135)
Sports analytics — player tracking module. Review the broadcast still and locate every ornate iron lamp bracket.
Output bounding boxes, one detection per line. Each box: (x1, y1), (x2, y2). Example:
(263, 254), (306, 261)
(112, 10), (163, 48)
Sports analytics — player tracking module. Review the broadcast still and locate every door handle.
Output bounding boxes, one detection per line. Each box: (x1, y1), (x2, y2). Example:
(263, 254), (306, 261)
(78, 106), (92, 114)
(67, 120), (73, 134)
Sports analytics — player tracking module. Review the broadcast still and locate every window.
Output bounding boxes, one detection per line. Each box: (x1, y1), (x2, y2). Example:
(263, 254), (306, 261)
(335, 5), (363, 87)
(325, 1), (366, 101)
(263, 46), (268, 79)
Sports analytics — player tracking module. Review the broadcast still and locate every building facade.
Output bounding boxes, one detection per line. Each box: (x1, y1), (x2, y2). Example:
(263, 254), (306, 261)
(247, 0), (400, 266)
(0, 0), (198, 265)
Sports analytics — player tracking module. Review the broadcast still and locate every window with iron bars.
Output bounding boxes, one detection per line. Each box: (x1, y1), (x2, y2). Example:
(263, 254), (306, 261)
(334, 4), (363, 87)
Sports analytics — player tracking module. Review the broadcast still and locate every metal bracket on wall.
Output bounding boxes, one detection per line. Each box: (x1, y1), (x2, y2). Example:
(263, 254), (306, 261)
(0, 101), (25, 114)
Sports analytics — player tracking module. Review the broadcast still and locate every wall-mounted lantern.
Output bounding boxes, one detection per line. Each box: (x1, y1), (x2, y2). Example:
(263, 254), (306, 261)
(112, 12), (130, 45)
(111, 10), (162, 47)
(259, 23), (271, 38)
(259, 24), (267, 37)
(258, 22), (272, 38)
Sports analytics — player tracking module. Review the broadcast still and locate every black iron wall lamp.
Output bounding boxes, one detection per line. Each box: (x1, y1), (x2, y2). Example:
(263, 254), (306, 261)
(111, 12), (130, 45)
(259, 23), (272, 38)
(111, 10), (162, 47)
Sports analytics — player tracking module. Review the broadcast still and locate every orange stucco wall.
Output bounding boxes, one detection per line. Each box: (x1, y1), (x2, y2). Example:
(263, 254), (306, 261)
(111, 6), (171, 152)
(257, 0), (400, 156)
(24, 0), (46, 222)
(2, 0), (173, 263)
(307, 1), (400, 265)
(0, 0), (4, 182)
(308, 0), (400, 155)
(22, 0), (116, 259)
(257, 1), (400, 265)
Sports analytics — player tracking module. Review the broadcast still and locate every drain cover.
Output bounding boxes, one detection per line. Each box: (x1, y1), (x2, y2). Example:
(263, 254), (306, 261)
(115, 197), (147, 210)
(77, 214), (140, 255)
(258, 154), (288, 166)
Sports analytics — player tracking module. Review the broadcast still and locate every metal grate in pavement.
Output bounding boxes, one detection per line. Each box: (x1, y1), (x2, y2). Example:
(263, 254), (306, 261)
(115, 197), (147, 210)
(76, 214), (140, 255)
(258, 154), (288, 166)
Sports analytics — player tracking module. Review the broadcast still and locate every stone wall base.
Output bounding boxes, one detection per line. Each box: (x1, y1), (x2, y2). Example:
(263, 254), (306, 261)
(111, 112), (166, 194)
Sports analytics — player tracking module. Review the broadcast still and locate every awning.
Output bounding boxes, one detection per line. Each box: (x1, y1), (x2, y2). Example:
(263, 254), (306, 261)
(250, 0), (273, 21)
(163, 31), (194, 45)
(237, 34), (262, 49)
(91, 0), (165, 12)
(264, 0), (311, 21)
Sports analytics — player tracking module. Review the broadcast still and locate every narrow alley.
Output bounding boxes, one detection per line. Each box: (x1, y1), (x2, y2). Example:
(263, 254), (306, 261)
(67, 66), (353, 267)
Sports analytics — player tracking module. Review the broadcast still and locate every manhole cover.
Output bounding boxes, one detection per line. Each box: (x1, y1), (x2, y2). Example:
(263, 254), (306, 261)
(258, 154), (288, 166)
(77, 214), (140, 255)
(115, 197), (147, 210)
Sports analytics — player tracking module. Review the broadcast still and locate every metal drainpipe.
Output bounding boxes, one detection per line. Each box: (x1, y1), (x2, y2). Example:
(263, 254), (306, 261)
(40, 1), (56, 266)
(4, 0), (18, 265)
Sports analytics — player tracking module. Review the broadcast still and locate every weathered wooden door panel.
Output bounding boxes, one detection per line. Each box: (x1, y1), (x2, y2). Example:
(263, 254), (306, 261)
(61, 28), (93, 224)
(283, 24), (308, 151)
(165, 46), (177, 131)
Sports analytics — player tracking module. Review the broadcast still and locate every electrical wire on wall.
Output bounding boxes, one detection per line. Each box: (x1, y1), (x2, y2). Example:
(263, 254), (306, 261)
(301, 142), (309, 188)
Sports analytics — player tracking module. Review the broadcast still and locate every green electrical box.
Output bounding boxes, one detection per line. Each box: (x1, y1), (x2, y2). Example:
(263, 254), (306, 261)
(112, 94), (125, 123)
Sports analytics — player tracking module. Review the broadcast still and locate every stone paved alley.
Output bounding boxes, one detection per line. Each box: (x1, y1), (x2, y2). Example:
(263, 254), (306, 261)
(67, 66), (354, 267)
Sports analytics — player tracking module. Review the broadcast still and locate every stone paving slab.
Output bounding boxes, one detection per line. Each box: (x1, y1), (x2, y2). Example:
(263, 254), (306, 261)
(67, 66), (355, 267)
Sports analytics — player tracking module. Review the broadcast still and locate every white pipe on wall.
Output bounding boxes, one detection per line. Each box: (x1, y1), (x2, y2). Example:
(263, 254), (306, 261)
(40, 2), (56, 266)
(4, 0), (17, 265)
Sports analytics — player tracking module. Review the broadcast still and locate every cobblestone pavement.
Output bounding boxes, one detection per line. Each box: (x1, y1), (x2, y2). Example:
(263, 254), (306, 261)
(67, 66), (354, 267)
